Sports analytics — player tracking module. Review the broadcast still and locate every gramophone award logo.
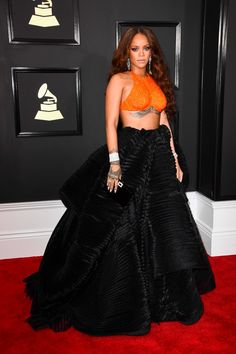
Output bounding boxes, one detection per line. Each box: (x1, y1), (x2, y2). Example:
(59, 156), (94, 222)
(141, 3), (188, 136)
(28, 0), (60, 27)
(34, 83), (64, 121)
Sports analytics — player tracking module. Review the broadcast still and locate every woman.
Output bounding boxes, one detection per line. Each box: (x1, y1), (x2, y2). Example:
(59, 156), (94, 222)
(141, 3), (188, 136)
(24, 27), (216, 336)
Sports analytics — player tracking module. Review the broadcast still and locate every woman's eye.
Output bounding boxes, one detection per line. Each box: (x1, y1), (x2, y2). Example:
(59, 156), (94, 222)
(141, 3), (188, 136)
(131, 46), (150, 52)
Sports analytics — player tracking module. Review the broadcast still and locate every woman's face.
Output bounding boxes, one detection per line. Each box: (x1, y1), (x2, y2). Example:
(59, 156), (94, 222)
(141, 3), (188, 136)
(129, 33), (151, 71)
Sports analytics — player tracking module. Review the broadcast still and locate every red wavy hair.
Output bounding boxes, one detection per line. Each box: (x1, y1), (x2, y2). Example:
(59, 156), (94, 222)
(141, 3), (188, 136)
(107, 26), (177, 119)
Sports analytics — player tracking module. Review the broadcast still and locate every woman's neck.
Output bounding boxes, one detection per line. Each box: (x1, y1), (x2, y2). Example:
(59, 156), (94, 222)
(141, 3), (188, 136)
(131, 68), (147, 77)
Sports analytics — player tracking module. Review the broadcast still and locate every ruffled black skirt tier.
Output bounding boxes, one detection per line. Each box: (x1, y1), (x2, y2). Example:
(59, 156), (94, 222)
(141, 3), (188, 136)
(23, 124), (216, 336)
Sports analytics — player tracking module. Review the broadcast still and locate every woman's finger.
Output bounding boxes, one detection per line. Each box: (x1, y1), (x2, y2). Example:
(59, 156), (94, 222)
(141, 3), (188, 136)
(107, 177), (113, 190)
(107, 177), (115, 192)
(114, 178), (119, 193)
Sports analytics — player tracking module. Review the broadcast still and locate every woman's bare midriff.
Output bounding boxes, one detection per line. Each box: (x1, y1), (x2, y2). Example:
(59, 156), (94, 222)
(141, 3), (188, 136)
(119, 110), (161, 130)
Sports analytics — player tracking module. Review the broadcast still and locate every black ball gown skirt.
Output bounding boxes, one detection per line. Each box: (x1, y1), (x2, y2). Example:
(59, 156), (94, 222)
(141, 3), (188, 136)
(23, 124), (216, 336)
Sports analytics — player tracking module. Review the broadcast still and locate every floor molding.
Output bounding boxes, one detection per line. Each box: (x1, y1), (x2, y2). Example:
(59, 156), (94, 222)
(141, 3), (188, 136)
(0, 192), (235, 259)
(0, 200), (65, 259)
(193, 192), (236, 256)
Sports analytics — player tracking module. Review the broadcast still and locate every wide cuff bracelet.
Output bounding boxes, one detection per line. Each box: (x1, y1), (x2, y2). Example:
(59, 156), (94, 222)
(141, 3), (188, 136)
(109, 151), (120, 162)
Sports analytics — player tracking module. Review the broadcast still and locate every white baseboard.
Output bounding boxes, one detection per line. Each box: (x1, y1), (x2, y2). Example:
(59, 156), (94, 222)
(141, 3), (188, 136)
(0, 193), (236, 259)
(0, 200), (65, 260)
(192, 192), (236, 256)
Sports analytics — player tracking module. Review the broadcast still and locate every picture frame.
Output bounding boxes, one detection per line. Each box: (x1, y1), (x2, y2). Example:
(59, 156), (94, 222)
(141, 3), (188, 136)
(7, 0), (80, 45)
(11, 67), (82, 137)
(116, 21), (182, 90)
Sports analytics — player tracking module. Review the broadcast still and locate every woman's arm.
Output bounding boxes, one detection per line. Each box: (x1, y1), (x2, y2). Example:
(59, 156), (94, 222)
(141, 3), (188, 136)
(160, 110), (183, 182)
(105, 74), (123, 192)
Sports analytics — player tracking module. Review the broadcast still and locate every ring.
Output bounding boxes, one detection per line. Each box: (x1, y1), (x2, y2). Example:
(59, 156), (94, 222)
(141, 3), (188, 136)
(118, 181), (123, 188)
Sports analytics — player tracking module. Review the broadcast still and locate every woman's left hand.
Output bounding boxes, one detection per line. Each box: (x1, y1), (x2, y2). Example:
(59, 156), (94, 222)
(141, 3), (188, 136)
(175, 159), (184, 182)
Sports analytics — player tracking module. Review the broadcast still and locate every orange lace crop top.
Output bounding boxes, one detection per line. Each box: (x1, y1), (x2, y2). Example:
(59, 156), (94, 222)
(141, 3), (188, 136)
(120, 71), (167, 114)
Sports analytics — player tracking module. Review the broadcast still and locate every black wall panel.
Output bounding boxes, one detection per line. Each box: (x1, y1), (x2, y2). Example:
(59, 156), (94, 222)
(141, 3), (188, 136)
(0, 0), (206, 202)
(220, 0), (236, 197)
(198, 0), (222, 198)
(199, 0), (235, 200)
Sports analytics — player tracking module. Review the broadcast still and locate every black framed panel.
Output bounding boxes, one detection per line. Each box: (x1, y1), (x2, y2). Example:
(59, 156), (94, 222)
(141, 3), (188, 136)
(198, 0), (235, 200)
(11, 67), (82, 137)
(217, 0), (236, 199)
(7, 0), (80, 45)
(116, 20), (182, 90)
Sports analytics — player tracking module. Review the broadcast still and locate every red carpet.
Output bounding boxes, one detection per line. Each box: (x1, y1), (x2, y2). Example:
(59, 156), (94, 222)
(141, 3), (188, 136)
(0, 255), (235, 354)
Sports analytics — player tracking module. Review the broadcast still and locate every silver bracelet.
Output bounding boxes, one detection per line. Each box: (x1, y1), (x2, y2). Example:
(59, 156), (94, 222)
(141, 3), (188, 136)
(173, 152), (178, 158)
(109, 151), (120, 163)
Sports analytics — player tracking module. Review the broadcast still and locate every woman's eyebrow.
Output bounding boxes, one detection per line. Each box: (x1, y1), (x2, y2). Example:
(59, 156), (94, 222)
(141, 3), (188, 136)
(130, 43), (150, 47)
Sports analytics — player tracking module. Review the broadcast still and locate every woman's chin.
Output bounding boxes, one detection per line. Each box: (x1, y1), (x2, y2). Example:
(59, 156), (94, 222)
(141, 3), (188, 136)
(134, 62), (148, 69)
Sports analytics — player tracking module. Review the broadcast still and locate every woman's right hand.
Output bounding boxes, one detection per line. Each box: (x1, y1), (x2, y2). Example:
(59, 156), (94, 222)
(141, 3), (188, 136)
(175, 159), (184, 182)
(107, 163), (122, 193)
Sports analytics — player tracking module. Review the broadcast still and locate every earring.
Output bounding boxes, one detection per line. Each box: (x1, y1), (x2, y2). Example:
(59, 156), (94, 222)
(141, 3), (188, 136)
(148, 57), (152, 74)
(127, 58), (131, 71)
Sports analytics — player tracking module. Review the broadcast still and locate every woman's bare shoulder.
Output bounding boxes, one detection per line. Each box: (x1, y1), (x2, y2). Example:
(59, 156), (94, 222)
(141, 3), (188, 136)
(118, 71), (131, 80)
(110, 71), (131, 83)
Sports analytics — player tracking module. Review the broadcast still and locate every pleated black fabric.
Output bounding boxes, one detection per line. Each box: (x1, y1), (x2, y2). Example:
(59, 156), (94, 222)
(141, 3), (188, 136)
(23, 124), (216, 336)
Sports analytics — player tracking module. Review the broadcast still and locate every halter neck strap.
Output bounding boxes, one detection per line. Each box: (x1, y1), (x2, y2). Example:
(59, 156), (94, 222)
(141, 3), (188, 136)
(130, 71), (149, 79)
